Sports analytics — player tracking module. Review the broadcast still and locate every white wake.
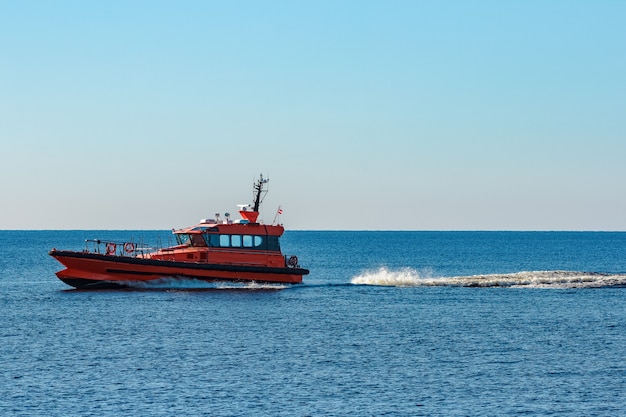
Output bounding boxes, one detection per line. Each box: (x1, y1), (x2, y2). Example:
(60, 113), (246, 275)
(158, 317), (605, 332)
(124, 277), (287, 290)
(351, 267), (626, 289)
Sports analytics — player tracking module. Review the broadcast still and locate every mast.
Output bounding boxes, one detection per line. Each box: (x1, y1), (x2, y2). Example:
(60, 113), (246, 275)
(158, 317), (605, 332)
(252, 174), (269, 212)
(239, 174), (269, 223)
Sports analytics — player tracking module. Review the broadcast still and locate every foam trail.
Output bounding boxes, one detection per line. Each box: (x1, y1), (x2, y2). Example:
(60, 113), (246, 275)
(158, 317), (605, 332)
(351, 267), (429, 287)
(351, 267), (626, 289)
(125, 277), (287, 290)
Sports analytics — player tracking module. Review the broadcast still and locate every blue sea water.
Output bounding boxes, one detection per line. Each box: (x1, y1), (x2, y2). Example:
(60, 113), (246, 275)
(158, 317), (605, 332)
(1, 230), (625, 416)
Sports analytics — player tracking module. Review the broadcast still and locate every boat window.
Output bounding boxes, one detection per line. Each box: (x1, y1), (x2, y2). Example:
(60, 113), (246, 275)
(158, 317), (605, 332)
(267, 236), (281, 251)
(190, 234), (207, 247)
(178, 234), (190, 246)
(203, 233), (221, 247)
(206, 233), (271, 250)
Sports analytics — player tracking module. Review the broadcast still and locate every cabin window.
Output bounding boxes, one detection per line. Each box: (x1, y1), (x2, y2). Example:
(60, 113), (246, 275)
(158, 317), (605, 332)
(203, 233), (220, 247)
(267, 236), (280, 251)
(203, 233), (273, 250)
(190, 234), (207, 247)
(177, 234), (190, 246)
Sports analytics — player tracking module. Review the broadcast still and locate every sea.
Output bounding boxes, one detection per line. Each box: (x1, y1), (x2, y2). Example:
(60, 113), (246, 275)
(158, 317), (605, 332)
(1, 230), (625, 416)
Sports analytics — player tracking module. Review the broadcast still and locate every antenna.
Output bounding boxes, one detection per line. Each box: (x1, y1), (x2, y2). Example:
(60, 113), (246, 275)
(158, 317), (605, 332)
(252, 173), (269, 212)
(239, 174), (270, 224)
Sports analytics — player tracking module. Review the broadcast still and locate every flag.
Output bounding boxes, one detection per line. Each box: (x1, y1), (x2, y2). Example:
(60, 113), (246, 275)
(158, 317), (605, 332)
(278, 208), (283, 215)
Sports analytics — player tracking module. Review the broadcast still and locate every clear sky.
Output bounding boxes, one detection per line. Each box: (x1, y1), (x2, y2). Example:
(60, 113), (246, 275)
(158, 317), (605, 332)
(1, 1), (625, 230)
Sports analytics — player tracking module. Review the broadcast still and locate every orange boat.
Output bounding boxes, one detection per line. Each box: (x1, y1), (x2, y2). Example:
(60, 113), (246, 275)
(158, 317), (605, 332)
(50, 175), (309, 289)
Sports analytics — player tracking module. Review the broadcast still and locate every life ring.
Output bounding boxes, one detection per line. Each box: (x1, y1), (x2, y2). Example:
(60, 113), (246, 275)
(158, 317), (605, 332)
(123, 242), (135, 253)
(106, 243), (117, 255)
(288, 256), (298, 267)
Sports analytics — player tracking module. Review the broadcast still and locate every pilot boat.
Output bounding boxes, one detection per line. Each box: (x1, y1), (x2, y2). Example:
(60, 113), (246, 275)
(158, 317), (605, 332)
(49, 175), (309, 289)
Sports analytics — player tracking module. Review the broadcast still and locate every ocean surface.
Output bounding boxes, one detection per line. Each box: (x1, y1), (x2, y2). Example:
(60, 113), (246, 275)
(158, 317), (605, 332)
(1, 230), (625, 416)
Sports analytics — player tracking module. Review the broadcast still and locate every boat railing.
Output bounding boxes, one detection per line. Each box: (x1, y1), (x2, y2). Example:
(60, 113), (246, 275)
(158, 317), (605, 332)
(84, 238), (159, 257)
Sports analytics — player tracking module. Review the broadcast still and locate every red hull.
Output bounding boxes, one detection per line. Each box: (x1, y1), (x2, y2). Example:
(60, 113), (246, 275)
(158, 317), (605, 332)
(50, 250), (307, 289)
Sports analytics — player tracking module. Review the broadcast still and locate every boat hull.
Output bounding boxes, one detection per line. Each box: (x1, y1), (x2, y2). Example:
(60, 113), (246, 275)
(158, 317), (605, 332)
(50, 250), (308, 289)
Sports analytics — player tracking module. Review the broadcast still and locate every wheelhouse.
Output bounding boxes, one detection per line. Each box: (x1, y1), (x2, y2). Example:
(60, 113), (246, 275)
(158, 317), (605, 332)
(173, 223), (283, 252)
(174, 230), (281, 251)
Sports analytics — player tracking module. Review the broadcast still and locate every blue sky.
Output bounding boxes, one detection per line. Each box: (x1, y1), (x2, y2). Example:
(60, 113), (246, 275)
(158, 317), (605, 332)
(1, 1), (625, 230)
